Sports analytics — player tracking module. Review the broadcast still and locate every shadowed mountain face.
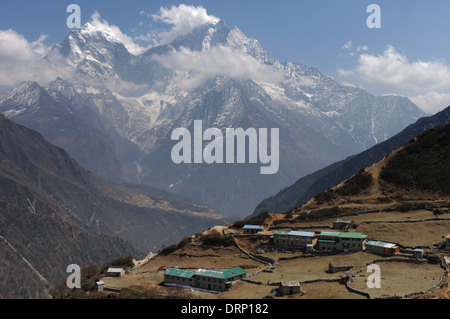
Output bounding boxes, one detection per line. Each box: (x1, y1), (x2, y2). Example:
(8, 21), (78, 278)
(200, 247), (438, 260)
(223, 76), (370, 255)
(0, 112), (231, 298)
(289, 123), (450, 219)
(0, 18), (425, 217)
(252, 106), (450, 216)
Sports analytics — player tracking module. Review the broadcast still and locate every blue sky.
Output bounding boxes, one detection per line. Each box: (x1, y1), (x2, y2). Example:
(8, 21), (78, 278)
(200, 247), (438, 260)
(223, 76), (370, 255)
(1, 1), (450, 113)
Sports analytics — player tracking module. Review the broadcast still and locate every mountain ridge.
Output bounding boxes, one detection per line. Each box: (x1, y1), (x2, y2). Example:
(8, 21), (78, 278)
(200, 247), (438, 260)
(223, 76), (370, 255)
(0, 16), (426, 217)
(252, 105), (450, 216)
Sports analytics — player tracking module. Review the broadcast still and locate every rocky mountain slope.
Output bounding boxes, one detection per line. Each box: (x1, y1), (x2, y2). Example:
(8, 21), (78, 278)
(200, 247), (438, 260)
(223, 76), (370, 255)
(294, 123), (450, 215)
(0, 17), (425, 216)
(0, 113), (231, 298)
(253, 106), (450, 216)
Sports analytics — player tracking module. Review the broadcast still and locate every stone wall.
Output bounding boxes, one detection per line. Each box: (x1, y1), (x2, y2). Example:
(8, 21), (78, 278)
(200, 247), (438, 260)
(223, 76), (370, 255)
(344, 257), (448, 299)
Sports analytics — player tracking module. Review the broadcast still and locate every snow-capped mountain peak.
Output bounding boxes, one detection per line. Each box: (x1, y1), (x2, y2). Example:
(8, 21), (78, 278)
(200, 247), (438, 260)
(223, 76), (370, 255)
(3, 81), (43, 106)
(1, 11), (426, 217)
(226, 26), (273, 64)
(79, 22), (124, 44)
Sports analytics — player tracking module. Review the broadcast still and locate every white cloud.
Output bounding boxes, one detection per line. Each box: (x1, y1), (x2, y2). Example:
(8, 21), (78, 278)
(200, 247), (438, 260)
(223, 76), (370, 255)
(341, 40), (353, 50)
(0, 29), (70, 87)
(337, 68), (354, 77)
(410, 91), (450, 114)
(151, 5), (220, 45)
(357, 45), (368, 52)
(337, 45), (450, 114)
(152, 46), (284, 90)
(351, 46), (450, 92)
(87, 12), (150, 55)
(339, 41), (368, 58)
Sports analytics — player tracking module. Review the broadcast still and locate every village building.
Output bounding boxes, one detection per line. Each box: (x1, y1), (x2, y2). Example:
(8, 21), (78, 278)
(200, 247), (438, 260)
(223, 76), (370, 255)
(106, 268), (125, 277)
(365, 241), (400, 256)
(243, 225), (263, 234)
(328, 262), (353, 273)
(279, 281), (301, 295)
(413, 249), (424, 259)
(339, 232), (368, 251)
(317, 231), (367, 252)
(317, 231), (341, 251)
(164, 267), (247, 292)
(273, 230), (316, 249)
(332, 219), (354, 232)
(96, 280), (105, 292)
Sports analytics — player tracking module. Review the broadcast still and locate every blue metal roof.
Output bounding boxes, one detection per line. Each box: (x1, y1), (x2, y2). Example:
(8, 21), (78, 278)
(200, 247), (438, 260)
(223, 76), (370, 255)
(289, 231), (315, 237)
(274, 230), (315, 237)
(243, 225), (263, 229)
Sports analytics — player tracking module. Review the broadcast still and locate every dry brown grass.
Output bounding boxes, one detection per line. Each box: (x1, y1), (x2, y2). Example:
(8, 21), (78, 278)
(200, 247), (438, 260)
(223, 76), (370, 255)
(357, 220), (450, 247)
(348, 261), (445, 298)
(101, 156), (450, 299)
(251, 252), (391, 284)
(282, 282), (366, 299)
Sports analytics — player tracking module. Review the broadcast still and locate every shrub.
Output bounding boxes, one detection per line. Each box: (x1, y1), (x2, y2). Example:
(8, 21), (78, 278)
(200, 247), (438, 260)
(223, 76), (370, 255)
(380, 125), (450, 194)
(397, 203), (413, 212)
(295, 212), (308, 221)
(233, 211), (269, 229)
(81, 279), (96, 292)
(110, 255), (134, 268)
(314, 190), (336, 204)
(308, 206), (342, 220)
(159, 239), (188, 256)
(335, 170), (373, 196)
(201, 230), (234, 247)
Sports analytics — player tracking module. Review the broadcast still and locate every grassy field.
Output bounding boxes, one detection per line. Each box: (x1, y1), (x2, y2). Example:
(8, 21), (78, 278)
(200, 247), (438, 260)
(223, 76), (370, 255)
(274, 209), (441, 230)
(288, 282), (366, 299)
(357, 220), (450, 247)
(251, 252), (388, 283)
(100, 203), (450, 300)
(349, 261), (444, 298)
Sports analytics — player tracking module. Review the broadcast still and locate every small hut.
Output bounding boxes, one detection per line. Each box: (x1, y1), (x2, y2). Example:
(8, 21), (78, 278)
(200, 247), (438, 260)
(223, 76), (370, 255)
(96, 280), (105, 292)
(328, 262), (353, 273)
(243, 225), (263, 235)
(279, 281), (301, 295)
(106, 268), (125, 277)
(413, 249), (424, 259)
(332, 219), (354, 232)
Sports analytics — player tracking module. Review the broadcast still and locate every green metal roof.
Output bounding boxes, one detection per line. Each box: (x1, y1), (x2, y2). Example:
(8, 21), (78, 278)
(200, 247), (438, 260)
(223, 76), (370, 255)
(223, 267), (247, 278)
(164, 268), (195, 279)
(273, 230), (315, 237)
(339, 232), (368, 239)
(273, 230), (290, 235)
(196, 267), (247, 280)
(165, 267), (247, 280)
(319, 231), (341, 237)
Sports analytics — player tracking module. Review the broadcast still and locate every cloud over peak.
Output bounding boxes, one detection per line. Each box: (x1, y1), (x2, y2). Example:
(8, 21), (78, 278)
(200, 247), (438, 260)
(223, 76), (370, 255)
(152, 45), (284, 90)
(151, 4), (220, 46)
(0, 29), (70, 87)
(84, 11), (151, 55)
